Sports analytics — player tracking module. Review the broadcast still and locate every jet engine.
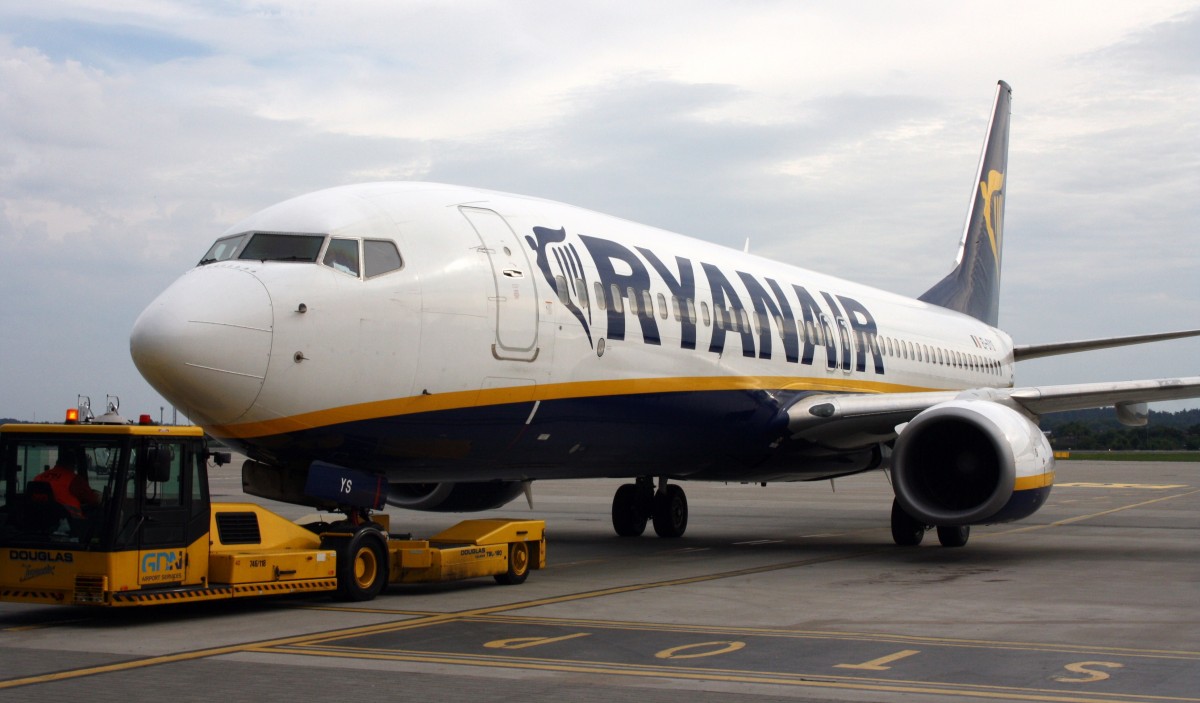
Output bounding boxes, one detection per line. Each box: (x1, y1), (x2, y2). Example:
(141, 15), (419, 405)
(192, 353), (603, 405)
(386, 480), (526, 512)
(891, 400), (1054, 526)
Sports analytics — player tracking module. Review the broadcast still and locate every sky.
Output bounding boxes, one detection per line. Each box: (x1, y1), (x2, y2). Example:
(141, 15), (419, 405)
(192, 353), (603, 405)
(1, 0), (1198, 422)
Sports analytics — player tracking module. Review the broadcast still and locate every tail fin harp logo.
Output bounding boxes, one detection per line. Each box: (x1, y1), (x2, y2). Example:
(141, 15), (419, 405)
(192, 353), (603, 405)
(979, 169), (1005, 271)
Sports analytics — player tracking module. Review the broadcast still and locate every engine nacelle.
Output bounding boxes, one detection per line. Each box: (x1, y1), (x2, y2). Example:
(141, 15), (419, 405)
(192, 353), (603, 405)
(387, 480), (525, 512)
(892, 400), (1054, 526)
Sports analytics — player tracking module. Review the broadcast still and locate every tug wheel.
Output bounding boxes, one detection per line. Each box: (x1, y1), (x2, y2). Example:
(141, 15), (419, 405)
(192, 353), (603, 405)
(331, 528), (388, 601)
(495, 540), (530, 585)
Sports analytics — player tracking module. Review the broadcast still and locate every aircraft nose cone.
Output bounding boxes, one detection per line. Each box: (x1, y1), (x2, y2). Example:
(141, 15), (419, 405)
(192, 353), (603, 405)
(131, 266), (273, 426)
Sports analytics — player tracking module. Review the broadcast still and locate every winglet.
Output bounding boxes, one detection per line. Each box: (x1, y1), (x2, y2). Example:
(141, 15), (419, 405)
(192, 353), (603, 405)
(919, 81), (1012, 327)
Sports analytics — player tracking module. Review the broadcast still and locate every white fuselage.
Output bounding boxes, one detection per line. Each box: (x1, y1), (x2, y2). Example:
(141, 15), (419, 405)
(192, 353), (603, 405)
(131, 182), (1014, 483)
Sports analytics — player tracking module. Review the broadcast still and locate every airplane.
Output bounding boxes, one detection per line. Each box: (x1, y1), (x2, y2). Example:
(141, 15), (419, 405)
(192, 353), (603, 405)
(130, 81), (1200, 547)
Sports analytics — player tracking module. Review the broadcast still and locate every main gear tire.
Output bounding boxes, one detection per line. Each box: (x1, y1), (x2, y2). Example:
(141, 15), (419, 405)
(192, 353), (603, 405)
(937, 525), (971, 548)
(612, 483), (649, 537)
(652, 484), (688, 538)
(891, 498), (926, 546)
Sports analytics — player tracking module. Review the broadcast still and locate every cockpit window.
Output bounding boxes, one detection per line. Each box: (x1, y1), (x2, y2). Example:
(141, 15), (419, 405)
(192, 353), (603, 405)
(363, 239), (403, 278)
(322, 238), (360, 277)
(237, 233), (325, 263)
(198, 233), (249, 265)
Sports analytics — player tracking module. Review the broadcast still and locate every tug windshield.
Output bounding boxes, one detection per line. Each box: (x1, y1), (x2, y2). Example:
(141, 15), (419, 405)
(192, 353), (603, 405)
(0, 438), (123, 549)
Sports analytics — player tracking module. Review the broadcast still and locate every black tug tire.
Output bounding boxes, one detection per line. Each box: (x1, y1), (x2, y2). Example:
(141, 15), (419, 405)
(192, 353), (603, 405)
(495, 540), (531, 585)
(612, 483), (648, 537)
(936, 525), (971, 548)
(890, 498), (926, 546)
(652, 484), (688, 538)
(332, 528), (388, 601)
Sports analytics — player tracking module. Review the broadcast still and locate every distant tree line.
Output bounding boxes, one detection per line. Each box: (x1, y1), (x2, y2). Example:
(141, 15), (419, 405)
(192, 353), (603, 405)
(1041, 408), (1200, 451)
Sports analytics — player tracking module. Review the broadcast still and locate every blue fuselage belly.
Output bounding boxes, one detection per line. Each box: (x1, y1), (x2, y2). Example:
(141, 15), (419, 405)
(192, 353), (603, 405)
(228, 388), (876, 483)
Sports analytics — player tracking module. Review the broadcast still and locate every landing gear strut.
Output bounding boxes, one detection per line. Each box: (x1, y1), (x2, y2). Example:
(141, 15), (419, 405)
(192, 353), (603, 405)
(611, 477), (688, 538)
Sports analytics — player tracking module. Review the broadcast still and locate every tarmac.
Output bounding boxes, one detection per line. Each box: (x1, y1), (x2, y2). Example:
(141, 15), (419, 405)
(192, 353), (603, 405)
(1, 459), (1197, 703)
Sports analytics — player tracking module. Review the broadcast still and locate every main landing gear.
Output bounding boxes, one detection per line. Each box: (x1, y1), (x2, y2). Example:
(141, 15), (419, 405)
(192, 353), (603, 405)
(890, 498), (970, 547)
(612, 476), (689, 538)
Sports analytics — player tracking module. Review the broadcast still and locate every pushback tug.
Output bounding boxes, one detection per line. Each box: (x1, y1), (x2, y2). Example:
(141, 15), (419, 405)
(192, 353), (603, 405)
(0, 399), (544, 607)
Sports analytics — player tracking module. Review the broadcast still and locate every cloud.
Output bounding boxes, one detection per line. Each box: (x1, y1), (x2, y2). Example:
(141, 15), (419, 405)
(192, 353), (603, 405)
(425, 76), (950, 288)
(0, 2), (1197, 420)
(8, 18), (211, 67)
(1093, 7), (1200, 75)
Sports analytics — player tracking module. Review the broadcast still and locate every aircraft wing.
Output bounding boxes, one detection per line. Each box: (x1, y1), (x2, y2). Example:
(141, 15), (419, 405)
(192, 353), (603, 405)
(1014, 329), (1200, 361)
(787, 376), (1200, 445)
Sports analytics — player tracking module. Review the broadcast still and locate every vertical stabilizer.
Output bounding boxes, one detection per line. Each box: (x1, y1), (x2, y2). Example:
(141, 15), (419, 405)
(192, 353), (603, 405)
(918, 81), (1012, 327)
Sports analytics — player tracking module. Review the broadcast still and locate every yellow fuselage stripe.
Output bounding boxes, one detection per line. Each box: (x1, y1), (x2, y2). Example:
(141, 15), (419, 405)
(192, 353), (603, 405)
(212, 375), (935, 439)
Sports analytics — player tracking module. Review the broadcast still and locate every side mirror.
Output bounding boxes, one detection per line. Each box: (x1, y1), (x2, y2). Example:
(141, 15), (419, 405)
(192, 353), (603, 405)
(210, 451), (232, 467)
(143, 444), (173, 483)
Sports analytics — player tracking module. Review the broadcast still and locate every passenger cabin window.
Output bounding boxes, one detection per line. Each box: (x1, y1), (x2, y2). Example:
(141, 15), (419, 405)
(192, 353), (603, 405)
(323, 238), (360, 276)
(714, 307), (728, 330)
(555, 275), (570, 304)
(363, 239), (403, 278)
(238, 232), (325, 262)
(609, 284), (623, 314)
